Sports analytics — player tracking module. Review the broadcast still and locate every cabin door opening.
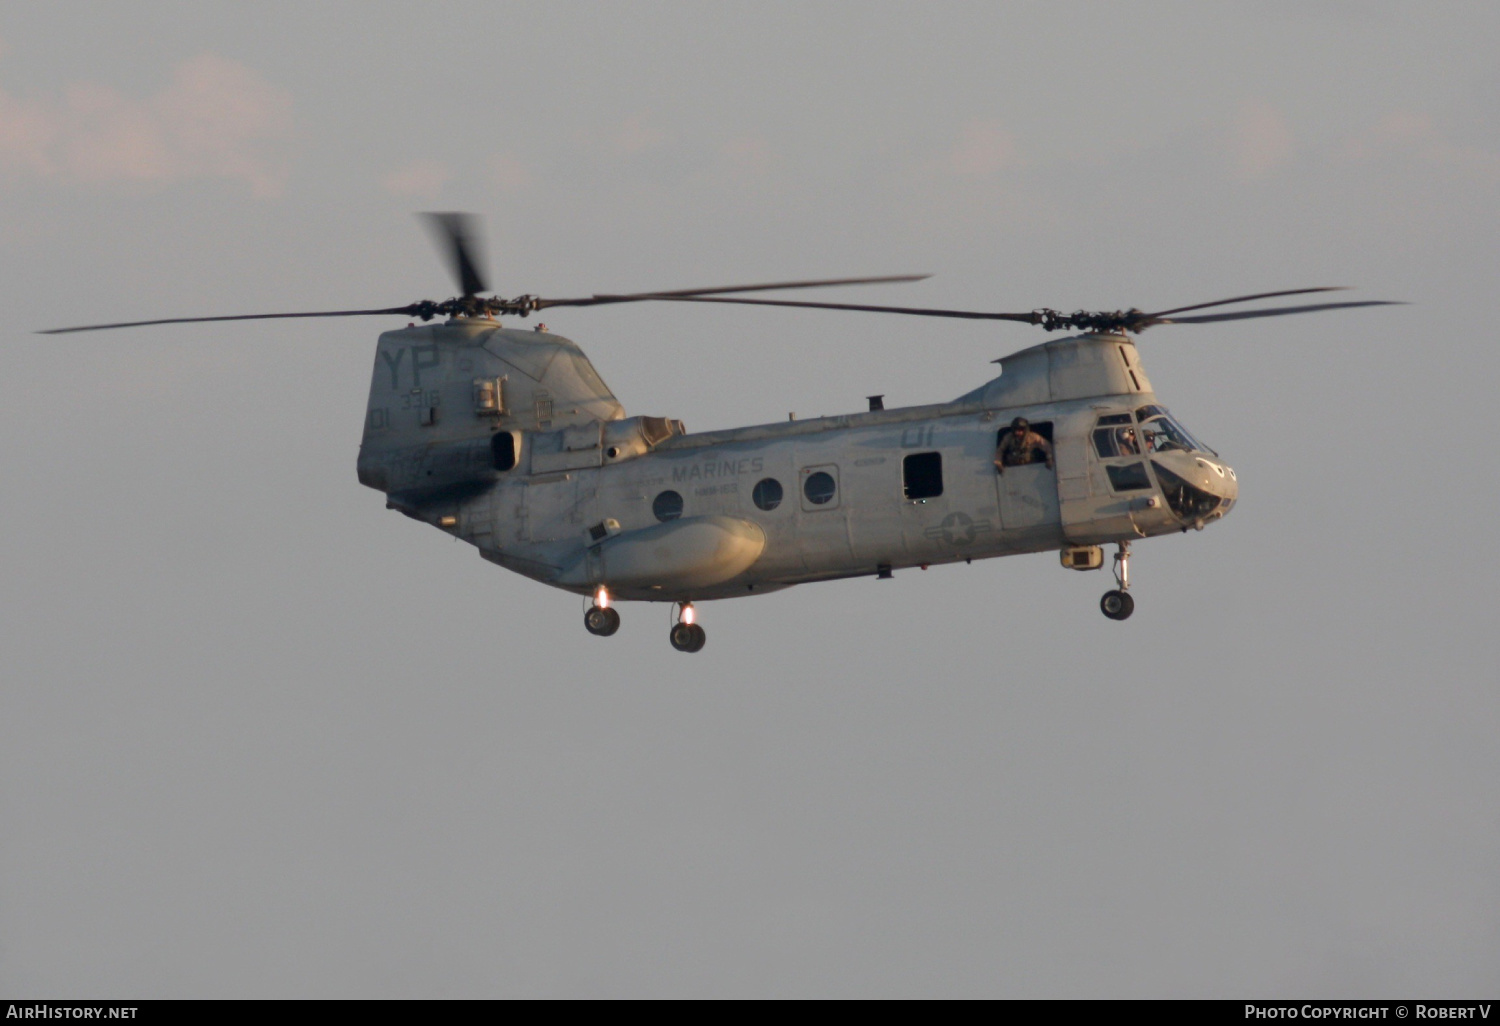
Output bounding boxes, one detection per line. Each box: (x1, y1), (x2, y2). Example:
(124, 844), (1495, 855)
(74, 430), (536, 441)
(994, 421), (1060, 532)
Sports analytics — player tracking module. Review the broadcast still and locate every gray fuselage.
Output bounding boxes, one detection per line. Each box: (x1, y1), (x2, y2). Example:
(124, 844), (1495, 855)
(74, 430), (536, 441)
(356, 320), (1238, 603)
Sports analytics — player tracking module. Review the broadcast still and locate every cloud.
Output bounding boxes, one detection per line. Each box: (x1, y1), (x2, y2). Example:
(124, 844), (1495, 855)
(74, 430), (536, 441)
(718, 134), (775, 181)
(948, 121), (1016, 178)
(382, 160), (450, 198)
(0, 90), (53, 177)
(1227, 101), (1295, 180)
(0, 53), (291, 196)
(611, 114), (666, 156)
(1340, 111), (1500, 178)
(489, 154), (530, 192)
(897, 122), (1051, 235)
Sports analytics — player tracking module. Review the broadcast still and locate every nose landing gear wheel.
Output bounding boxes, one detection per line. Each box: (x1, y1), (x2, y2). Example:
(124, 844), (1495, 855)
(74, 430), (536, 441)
(1099, 541), (1135, 620)
(584, 606), (621, 636)
(1100, 590), (1135, 620)
(669, 622), (706, 652)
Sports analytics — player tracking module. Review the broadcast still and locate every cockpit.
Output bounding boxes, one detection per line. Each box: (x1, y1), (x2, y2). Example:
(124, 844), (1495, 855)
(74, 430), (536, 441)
(1131, 404), (1214, 457)
(1091, 405), (1237, 525)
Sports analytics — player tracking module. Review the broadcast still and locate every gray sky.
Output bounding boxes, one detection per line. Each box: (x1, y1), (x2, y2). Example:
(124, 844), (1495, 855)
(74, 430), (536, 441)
(1, 1), (1496, 998)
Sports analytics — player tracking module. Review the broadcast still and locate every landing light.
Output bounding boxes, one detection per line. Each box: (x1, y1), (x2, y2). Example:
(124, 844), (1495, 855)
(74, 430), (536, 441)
(682, 604), (696, 625)
(595, 586), (610, 610)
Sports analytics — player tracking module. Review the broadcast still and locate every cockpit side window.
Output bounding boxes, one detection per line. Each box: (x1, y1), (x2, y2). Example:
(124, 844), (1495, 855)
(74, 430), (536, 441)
(1092, 413), (1137, 458)
(1138, 416), (1192, 454)
(1135, 405), (1214, 456)
(1093, 413), (1151, 491)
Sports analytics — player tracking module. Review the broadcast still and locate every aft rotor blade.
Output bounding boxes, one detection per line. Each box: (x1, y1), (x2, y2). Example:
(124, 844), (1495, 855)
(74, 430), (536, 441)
(421, 211), (489, 297)
(536, 274), (931, 309)
(38, 307), (419, 335)
(620, 294), (1042, 322)
(1156, 300), (1405, 326)
(1148, 287), (1350, 319)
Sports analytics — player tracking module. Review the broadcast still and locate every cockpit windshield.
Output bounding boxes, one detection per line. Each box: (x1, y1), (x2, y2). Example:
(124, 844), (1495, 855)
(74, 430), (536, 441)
(1135, 405), (1214, 456)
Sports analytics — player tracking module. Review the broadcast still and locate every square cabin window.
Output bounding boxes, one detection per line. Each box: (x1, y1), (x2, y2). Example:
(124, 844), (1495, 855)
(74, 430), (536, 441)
(903, 452), (943, 500)
(1106, 462), (1152, 492)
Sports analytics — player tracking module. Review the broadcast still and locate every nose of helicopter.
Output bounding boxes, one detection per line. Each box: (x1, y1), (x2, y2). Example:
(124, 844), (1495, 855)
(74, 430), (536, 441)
(1187, 454), (1238, 525)
(1205, 456), (1237, 511)
(1149, 452), (1237, 528)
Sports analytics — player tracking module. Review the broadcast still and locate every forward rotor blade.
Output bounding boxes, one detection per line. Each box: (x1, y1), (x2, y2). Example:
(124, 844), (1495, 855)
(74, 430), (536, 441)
(38, 275), (933, 334)
(38, 307), (418, 335)
(1148, 287), (1350, 318)
(421, 212), (489, 297)
(1156, 300), (1405, 326)
(536, 274), (931, 309)
(616, 294), (1041, 322)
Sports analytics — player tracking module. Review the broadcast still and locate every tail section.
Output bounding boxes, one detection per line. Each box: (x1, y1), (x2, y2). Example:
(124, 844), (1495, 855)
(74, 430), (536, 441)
(357, 319), (624, 499)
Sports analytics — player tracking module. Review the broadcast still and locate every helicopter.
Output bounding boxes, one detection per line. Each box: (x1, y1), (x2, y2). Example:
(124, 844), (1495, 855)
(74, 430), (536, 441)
(44, 214), (1399, 651)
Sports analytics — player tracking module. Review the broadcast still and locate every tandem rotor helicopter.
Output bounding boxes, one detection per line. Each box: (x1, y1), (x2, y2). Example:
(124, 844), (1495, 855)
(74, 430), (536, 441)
(46, 214), (1398, 651)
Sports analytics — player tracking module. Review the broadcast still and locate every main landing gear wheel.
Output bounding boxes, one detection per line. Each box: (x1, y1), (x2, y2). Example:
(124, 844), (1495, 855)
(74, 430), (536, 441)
(1100, 590), (1135, 620)
(1100, 541), (1135, 620)
(584, 606), (620, 636)
(669, 603), (706, 652)
(669, 622), (706, 652)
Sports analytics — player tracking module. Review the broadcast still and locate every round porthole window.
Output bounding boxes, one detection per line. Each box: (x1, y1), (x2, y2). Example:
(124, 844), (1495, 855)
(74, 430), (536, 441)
(652, 490), (684, 522)
(752, 478), (783, 511)
(803, 471), (836, 505)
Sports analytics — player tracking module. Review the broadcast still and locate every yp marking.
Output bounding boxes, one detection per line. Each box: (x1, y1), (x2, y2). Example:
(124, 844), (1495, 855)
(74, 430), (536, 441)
(380, 345), (442, 389)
